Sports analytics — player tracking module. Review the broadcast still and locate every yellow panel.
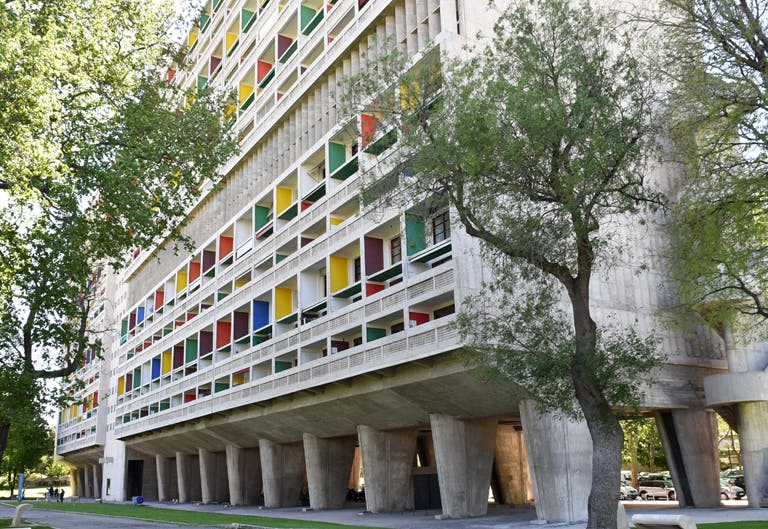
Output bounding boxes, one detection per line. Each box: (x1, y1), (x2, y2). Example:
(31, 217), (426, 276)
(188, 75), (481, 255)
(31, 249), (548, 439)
(176, 270), (188, 293)
(276, 186), (293, 215)
(330, 217), (343, 226)
(188, 32), (198, 49)
(275, 287), (293, 319)
(239, 83), (254, 105)
(226, 32), (239, 52)
(162, 351), (172, 374)
(329, 256), (349, 293)
(232, 373), (245, 385)
(117, 376), (125, 396)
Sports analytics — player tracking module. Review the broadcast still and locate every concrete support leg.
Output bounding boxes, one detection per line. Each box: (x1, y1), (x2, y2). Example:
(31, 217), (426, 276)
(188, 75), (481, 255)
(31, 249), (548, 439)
(656, 409), (720, 507)
(739, 401), (768, 507)
(520, 399), (591, 523)
(76, 468), (85, 497)
(227, 446), (262, 505)
(348, 447), (362, 490)
(493, 425), (531, 506)
(357, 425), (417, 513)
(199, 449), (214, 504)
(304, 434), (356, 509)
(226, 446), (245, 506)
(259, 439), (305, 507)
(430, 413), (497, 518)
(92, 465), (101, 499)
(176, 452), (201, 503)
(156, 455), (171, 501)
(83, 465), (92, 497)
(69, 469), (78, 499)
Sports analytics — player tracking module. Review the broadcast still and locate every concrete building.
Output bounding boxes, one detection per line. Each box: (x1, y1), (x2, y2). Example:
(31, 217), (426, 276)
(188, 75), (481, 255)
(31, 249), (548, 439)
(54, 0), (768, 521)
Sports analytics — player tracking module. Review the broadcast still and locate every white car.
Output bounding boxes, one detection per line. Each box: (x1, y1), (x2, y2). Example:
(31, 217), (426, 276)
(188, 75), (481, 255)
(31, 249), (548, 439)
(620, 483), (638, 500)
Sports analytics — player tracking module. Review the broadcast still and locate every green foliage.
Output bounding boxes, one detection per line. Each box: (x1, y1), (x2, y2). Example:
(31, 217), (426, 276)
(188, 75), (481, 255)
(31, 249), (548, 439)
(0, 0), (237, 387)
(621, 418), (666, 474)
(663, 0), (768, 329)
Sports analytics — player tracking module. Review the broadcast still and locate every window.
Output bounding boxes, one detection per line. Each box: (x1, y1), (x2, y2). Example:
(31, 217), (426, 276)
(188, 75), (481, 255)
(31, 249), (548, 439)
(353, 336), (363, 347)
(390, 236), (402, 264)
(432, 210), (450, 244)
(354, 257), (361, 282)
(391, 321), (405, 334)
(434, 304), (455, 319)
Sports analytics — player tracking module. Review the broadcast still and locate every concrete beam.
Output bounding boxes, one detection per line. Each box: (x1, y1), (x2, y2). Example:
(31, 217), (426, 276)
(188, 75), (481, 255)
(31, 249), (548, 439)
(656, 409), (720, 507)
(430, 413), (497, 518)
(304, 434), (356, 509)
(259, 439), (305, 507)
(357, 425), (416, 512)
(520, 399), (590, 523)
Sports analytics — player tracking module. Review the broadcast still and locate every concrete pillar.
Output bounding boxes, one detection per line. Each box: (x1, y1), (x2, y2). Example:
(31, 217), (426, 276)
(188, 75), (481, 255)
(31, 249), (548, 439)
(259, 439), (305, 507)
(430, 413), (497, 518)
(303, 434), (356, 509)
(69, 468), (79, 498)
(92, 465), (101, 499)
(176, 452), (198, 503)
(226, 446), (262, 505)
(656, 409), (720, 507)
(226, 446), (245, 506)
(493, 424), (531, 506)
(83, 465), (92, 497)
(199, 449), (214, 504)
(156, 455), (171, 501)
(739, 401), (768, 507)
(76, 468), (85, 497)
(520, 399), (591, 524)
(357, 425), (417, 512)
(348, 447), (362, 490)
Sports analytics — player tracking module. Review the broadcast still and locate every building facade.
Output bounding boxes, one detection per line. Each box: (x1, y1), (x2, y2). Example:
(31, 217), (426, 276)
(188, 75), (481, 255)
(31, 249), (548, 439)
(54, 0), (768, 520)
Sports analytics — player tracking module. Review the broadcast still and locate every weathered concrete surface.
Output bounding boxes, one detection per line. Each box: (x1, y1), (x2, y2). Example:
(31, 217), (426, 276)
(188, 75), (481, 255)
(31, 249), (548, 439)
(493, 425), (530, 506)
(259, 439), (305, 508)
(357, 425), (417, 513)
(303, 434), (356, 509)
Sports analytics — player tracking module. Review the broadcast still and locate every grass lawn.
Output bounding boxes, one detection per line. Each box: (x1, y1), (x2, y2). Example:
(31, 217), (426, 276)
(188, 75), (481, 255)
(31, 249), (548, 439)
(696, 521), (768, 529)
(0, 501), (386, 529)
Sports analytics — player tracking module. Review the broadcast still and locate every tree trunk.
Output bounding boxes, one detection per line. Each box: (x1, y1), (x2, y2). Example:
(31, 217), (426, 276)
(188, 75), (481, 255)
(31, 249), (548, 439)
(0, 420), (8, 479)
(570, 283), (623, 529)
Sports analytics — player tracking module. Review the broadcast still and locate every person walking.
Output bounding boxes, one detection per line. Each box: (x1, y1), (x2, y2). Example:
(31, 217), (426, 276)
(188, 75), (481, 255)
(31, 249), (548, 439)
(59, 489), (65, 503)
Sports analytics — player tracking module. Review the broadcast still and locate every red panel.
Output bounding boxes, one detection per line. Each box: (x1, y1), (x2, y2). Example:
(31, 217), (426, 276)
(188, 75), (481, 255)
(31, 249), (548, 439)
(173, 345), (184, 368)
(219, 236), (234, 259)
(409, 311), (430, 327)
(154, 290), (164, 310)
(257, 60), (273, 82)
(364, 236), (384, 275)
(366, 283), (385, 296)
(301, 201), (312, 211)
(233, 312), (249, 340)
(93, 391), (98, 406)
(203, 250), (216, 271)
(167, 69), (176, 82)
(277, 35), (293, 57)
(216, 320), (232, 348)
(184, 392), (196, 403)
(189, 261), (201, 282)
(210, 56), (221, 74)
(200, 331), (214, 356)
(361, 113), (378, 147)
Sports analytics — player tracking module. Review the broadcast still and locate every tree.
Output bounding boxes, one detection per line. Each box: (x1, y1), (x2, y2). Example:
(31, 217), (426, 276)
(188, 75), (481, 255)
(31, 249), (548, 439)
(621, 418), (666, 487)
(662, 0), (768, 329)
(0, 386), (49, 498)
(0, 0), (237, 464)
(343, 1), (662, 526)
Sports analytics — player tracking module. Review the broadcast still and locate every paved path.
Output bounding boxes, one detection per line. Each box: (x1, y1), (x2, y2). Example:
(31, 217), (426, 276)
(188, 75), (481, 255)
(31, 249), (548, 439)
(2, 499), (768, 529)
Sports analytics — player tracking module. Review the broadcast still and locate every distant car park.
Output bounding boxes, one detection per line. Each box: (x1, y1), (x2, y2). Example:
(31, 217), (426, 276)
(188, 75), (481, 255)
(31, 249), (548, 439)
(620, 482), (638, 500)
(720, 480), (746, 500)
(637, 479), (676, 501)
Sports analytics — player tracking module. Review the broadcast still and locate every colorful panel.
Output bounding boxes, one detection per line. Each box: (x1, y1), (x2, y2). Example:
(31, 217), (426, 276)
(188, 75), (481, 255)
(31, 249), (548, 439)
(329, 256), (348, 293)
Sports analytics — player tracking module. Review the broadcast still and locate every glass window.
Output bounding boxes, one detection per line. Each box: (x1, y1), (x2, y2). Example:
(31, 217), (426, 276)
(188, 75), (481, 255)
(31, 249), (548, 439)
(432, 210), (450, 244)
(390, 236), (402, 264)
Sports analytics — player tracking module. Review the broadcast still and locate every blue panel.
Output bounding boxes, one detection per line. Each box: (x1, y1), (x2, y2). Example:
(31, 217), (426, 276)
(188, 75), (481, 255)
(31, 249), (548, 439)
(137, 306), (145, 324)
(151, 358), (161, 379)
(253, 300), (269, 330)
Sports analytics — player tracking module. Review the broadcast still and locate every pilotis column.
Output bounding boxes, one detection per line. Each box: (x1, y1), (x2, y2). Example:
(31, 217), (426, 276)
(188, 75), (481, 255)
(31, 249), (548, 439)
(259, 439), (305, 507)
(357, 425), (417, 512)
(303, 434), (356, 509)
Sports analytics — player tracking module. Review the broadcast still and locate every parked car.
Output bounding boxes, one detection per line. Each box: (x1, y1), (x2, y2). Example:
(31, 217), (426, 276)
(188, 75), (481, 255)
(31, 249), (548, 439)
(726, 475), (745, 490)
(637, 479), (676, 501)
(620, 482), (638, 500)
(720, 480), (746, 500)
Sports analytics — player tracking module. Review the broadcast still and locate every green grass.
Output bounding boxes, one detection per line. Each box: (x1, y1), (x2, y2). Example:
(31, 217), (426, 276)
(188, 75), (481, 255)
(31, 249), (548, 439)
(0, 519), (54, 529)
(697, 521), (768, 529)
(0, 501), (386, 529)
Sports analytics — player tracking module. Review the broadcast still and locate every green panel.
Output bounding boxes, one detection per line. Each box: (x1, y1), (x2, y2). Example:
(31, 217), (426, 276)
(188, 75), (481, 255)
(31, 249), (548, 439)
(275, 253), (287, 263)
(328, 142), (346, 173)
(366, 327), (387, 342)
(121, 318), (128, 337)
(364, 128), (397, 155)
(199, 13), (210, 32)
(197, 75), (208, 93)
(159, 402), (170, 411)
(185, 338), (198, 363)
(212, 0), (223, 10)
(133, 368), (141, 388)
(275, 360), (293, 373)
(214, 382), (229, 393)
(301, 7), (324, 35)
(300, 5), (316, 30)
(242, 9), (256, 31)
(331, 157), (358, 181)
(405, 214), (427, 256)
(254, 205), (270, 229)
